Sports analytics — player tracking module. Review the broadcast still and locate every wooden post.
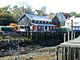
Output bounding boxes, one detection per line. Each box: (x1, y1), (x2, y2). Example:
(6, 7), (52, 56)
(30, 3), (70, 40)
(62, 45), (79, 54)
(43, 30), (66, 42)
(30, 31), (32, 40)
(68, 48), (72, 60)
(36, 32), (37, 41)
(67, 30), (70, 60)
(74, 31), (75, 39)
(71, 19), (73, 40)
(68, 30), (70, 41)
(62, 48), (64, 60)
(79, 49), (80, 60)
(27, 32), (29, 41)
(62, 47), (67, 60)
(64, 33), (66, 42)
(63, 33), (66, 60)
(73, 48), (76, 60)
(41, 32), (43, 40)
(55, 47), (59, 60)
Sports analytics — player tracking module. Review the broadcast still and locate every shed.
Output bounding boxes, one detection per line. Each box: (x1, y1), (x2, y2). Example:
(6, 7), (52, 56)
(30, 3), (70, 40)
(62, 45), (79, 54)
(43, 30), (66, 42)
(52, 12), (71, 27)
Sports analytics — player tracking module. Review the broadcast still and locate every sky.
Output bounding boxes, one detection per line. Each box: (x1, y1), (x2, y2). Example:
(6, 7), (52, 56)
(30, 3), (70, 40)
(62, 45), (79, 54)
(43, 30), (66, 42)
(0, 0), (80, 13)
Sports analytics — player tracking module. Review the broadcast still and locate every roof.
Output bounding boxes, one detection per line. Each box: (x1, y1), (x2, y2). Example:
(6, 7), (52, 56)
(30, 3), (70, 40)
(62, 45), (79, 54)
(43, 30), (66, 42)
(18, 13), (52, 22)
(59, 36), (80, 48)
(32, 23), (56, 26)
(52, 12), (66, 25)
(26, 14), (52, 21)
(56, 12), (66, 24)
(56, 12), (66, 21)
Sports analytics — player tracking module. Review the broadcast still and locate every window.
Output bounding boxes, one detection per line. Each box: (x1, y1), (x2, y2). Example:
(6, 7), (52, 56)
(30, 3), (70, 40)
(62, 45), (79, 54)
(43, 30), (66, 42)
(32, 20), (35, 23)
(43, 21), (45, 24)
(49, 22), (52, 24)
(35, 20), (38, 23)
(38, 21), (40, 23)
(40, 21), (42, 23)
(22, 18), (24, 21)
(36, 20), (38, 23)
(20, 26), (25, 29)
(45, 26), (47, 29)
(46, 21), (48, 24)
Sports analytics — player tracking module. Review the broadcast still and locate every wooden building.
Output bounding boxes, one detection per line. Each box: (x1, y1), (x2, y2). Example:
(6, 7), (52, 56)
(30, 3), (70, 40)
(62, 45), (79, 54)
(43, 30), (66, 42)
(18, 13), (56, 32)
(52, 12), (71, 27)
(55, 36), (80, 60)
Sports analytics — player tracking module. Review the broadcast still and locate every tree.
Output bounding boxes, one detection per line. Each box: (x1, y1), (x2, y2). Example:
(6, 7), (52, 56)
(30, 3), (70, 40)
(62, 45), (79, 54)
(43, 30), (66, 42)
(19, 1), (32, 14)
(0, 5), (11, 15)
(69, 12), (76, 16)
(75, 14), (80, 17)
(0, 6), (15, 26)
(11, 2), (32, 20)
(63, 13), (71, 19)
(11, 6), (22, 20)
(36, 6), (47, 16)
(49, 12), (55, 15)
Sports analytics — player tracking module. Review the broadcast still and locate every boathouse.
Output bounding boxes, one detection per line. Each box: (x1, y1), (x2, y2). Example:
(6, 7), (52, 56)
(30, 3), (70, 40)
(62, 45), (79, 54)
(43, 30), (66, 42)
(18, 13), (56, 32)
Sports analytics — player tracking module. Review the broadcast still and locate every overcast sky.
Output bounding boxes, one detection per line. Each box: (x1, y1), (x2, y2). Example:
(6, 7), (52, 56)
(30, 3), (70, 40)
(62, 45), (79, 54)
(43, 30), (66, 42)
(0, 0), (80, 13)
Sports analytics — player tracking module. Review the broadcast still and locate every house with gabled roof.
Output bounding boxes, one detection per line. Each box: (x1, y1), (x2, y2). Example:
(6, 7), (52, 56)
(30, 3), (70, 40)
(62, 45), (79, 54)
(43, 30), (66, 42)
(17, 13), (56, 32)
(52, 12), (71, 27)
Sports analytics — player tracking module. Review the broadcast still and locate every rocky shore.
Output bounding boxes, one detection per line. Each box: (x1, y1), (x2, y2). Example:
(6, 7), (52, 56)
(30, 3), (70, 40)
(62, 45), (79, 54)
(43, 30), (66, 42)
(0, 35), (63, 57)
